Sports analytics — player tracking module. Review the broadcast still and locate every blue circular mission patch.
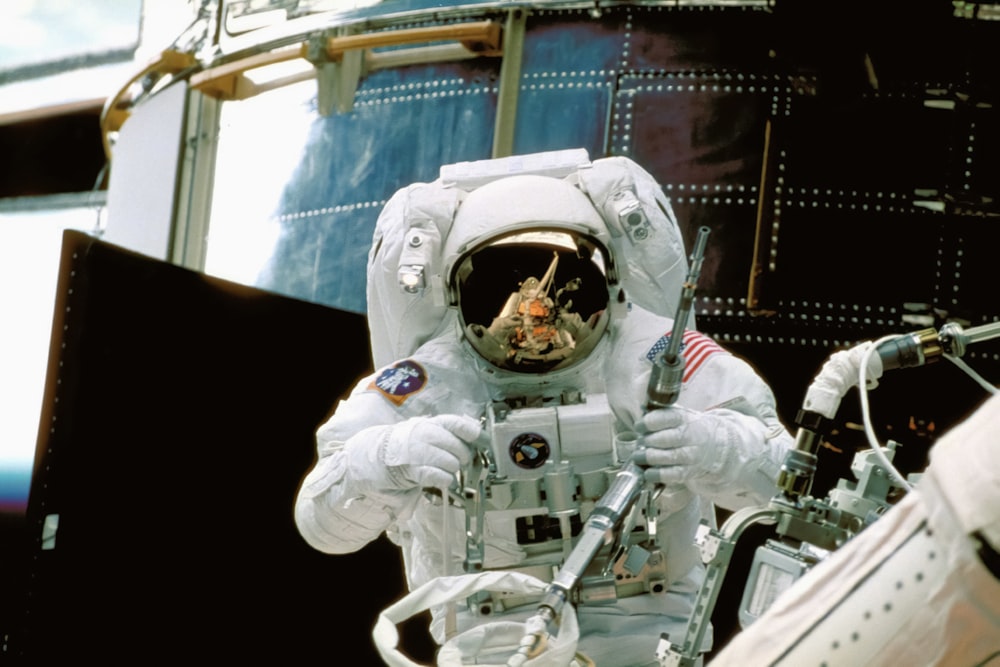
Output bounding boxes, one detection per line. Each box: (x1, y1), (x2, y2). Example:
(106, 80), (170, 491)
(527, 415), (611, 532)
(369, 359), (427, 406)
(509, 432), (550, 469)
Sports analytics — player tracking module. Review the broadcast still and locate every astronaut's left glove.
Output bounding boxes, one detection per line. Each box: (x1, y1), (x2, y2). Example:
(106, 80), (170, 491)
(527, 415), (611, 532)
(630, 403), (786, 512)
(632, 404), (741, 486)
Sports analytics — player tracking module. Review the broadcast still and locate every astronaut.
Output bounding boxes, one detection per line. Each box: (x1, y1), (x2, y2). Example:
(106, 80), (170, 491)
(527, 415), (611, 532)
(293, 154), (794, 666)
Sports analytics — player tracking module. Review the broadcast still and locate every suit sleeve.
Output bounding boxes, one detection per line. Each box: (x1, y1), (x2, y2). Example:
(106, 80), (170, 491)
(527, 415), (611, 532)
(293, 377), (416, 554)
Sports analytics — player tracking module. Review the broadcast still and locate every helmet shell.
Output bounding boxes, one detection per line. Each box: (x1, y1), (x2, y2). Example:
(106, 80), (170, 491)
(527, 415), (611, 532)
(444, 175), (616, 373)
(443, 174), (618, 299)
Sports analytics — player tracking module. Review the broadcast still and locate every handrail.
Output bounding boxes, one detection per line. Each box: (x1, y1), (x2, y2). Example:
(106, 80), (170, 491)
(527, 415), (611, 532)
(189, 44), (309, 100)
(322, 20), (501, 58)
(189, 19), (501, 103)
(101, 19), (502, 159)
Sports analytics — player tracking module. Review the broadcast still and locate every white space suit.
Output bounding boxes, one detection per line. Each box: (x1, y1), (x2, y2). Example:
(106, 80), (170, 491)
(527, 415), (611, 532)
(294, 151), (794, 666)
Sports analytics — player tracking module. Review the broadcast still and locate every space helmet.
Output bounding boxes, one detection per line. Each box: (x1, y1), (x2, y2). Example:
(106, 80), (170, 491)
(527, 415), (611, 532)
(443, 174), (618, 374)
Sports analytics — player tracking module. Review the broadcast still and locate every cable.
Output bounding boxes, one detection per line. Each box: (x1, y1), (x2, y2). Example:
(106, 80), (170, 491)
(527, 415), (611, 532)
(859, 330), (1000, 493)
(944, 353), (1000, 395)
(859, 336), (914, 492)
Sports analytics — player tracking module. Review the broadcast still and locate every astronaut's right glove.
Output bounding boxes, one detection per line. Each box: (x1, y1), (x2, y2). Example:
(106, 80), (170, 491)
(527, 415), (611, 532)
(343, 414), (483, 493)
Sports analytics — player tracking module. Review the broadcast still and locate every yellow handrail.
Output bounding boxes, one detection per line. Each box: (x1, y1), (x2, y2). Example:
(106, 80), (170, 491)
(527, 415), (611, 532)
(189, 44), (309, 100)
(323, 20), (501, 58)
(102, 20), (502, 158)
(189, 20), (501, 102)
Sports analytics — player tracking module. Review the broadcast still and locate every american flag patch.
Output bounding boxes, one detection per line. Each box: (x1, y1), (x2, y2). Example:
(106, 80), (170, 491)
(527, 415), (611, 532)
(646, 329), (728, 382)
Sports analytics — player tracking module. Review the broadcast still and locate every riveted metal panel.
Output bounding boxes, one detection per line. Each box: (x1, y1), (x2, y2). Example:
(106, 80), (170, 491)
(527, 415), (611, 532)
(200, 1), (1000, 480)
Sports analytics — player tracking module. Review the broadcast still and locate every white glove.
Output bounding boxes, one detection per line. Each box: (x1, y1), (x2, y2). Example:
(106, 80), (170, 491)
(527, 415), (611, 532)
(344, 414), (483, 492)
(633, 404), (745, 487)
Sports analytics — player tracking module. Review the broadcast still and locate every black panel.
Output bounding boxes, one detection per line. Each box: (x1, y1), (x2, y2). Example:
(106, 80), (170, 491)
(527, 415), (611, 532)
(626, 5), (776, 73)
(0, 110), (107, 197)
(670, 198), (758, 301)
(948, 216), (1000, 319)
(769, 207), (941, 306)
(4, 231), (438, 664)
(782, 96), (955, 192)
(625, 82), (770, 187)
(966, 106), (1000, 205)
(620, 72), (771, 310)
